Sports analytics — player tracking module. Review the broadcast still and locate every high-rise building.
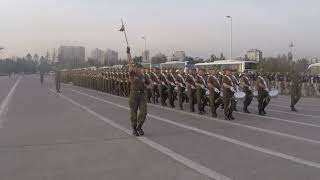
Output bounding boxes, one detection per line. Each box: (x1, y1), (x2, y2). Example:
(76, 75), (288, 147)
(91, 48), (105, 64)
(171, 51), (186, 61)
(246, 49), (262, 62)
(104, 49), (118, 66)
(142, 50), (150, 62)
(58, 46), (85, 63)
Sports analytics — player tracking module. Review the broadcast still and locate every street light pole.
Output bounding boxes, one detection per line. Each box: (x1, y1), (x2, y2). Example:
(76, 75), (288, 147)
(142, 36), (151, 70)
(226, 16), (233, 60)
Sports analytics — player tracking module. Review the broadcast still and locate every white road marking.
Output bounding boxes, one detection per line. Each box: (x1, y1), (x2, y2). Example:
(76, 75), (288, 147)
(256, 108), (320, 119)
(49, 89), (232, 180)
(68, 88), (320, 169)
(0, 76), (21, 127)
(251, 102), (320, 112)
(66, 83), (320, 121)
(70, 88), (320, 145)
(235, 106), (320, 128)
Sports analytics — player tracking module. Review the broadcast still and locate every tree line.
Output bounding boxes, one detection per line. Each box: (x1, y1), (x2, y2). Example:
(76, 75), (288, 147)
(0, 53), (52, 75)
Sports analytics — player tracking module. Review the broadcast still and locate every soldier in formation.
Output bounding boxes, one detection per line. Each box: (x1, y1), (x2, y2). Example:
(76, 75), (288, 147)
(60, 65), (319, 123)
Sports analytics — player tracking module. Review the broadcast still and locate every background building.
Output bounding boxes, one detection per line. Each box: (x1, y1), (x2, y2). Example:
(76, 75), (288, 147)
(104, 49), (118, 66)
(246, 49), (262, 61)
(58, 46), (85, 64)
(91, 48), (105, 64)
(142, 50), (150, 62)
(171, 51), (186, 61)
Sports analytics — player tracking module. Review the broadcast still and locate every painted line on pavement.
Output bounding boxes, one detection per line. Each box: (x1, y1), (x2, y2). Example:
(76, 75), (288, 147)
(66, 83), (320, 124)
(70, 88), (320, 145)
(250, 101), (320, 113)
(255, 107), (320, 119)
(48, 89), (232, 180)
(0, 76), (21, 127)
(68, 88), (320, 170)
(235, 105), (320, 128)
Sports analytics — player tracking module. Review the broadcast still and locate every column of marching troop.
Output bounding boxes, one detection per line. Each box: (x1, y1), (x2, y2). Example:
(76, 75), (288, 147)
(61, 68), (320, 120)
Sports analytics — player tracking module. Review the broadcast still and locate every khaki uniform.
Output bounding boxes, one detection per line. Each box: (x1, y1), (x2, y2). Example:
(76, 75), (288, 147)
(186, 74), (197, 112)
(176, 73), (187, 110)
(256, 76), (270, 114)
(222, 75), (235, 118)
(208, 75), (222, 117)
(241, 75), (253, 111)
(290, 73), (302, 108)
(128, 71), (148, 129)
(196, 74), (207, 113)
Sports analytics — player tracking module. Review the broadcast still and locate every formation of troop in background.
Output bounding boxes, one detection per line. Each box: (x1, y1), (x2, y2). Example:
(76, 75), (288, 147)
(60, 65), (319, 121)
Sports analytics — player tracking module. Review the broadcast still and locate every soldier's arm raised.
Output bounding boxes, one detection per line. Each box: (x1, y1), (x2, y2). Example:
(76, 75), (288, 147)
(127, 47), (133, 72)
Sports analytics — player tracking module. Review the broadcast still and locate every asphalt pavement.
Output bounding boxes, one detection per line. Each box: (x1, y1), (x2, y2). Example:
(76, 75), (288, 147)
(1, 75), (320, 180)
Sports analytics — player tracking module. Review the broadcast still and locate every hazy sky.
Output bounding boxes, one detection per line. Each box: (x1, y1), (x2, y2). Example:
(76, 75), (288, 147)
(0, 0), (319, 59)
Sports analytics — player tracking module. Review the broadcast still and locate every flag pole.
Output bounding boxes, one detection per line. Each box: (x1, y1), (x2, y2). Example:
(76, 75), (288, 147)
(121, 19), (129, 47)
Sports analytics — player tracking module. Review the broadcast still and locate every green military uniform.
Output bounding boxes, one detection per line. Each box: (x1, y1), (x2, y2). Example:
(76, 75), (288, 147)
(257, 75), (270, 116)
(290, 72), (302, 111)
(55, 70), (61, 93)
(176, 72), (187, 110)
(186, 73), (197, 112)
(128, 69), (148, 136)
(241, 74), (253, 113)
(166, 71), (176, 108)
(208, 74), (222, 117)
(159, 72), (168, 106)
(196, 74), (207, 114)
(222, 74), (235, 120)
(144, 71), (152, 102)
(150, 71), (160, 104)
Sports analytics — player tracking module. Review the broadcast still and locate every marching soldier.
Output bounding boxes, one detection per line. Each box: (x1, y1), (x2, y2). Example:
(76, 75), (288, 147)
(40, 71), (45, 84)
(144, 68), (152, 102)
(222, 68), (235, 120)
(230, 70), (240, 112)
(196, 69), (207, 114)
(256, 73), (271, 116)
(159, 70), (169, 106)
(290, 70), (302, 111)
(176, 69), (187, 110)
(208, 69), (222, 117)
(241, 71), (253, 113)
(150, 68), (160, 104)
(127, 47), (148, 136)
(167, 69), (177, 108)
(55, 69), (61, 93)
(186, 69), (197, 112)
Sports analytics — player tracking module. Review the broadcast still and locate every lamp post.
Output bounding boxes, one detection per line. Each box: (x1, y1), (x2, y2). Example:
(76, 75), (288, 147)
(226, 16), (233, 60)
(142, 36), (151, 70)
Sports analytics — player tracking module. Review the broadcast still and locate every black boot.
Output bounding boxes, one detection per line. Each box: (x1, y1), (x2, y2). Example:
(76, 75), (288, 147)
(259, 110), (265, 116)
(136, 125), (144, 136)
(228, 114), (235, 120)
(132, 125), (139, 136)
(244, 108), (250, 113)
(132, 129), (139, 136)
(291, 106), (297, 112)
(262, 109), (267, 115)
(212, 112), (217, 118)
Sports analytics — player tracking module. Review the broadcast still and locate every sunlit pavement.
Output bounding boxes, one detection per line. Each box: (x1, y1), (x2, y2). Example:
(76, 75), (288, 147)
(1, 75), (320, 180)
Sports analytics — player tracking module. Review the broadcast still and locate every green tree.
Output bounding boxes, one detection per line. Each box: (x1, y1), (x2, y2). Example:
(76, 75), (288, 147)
(133, 56), (143, 64)
(219, 52), (225, 60)
(151, 53), (167, 64)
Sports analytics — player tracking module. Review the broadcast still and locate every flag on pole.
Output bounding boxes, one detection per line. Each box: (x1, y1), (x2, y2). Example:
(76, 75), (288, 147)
(119, 24), (125, 32)
(289, 41), (294, 48)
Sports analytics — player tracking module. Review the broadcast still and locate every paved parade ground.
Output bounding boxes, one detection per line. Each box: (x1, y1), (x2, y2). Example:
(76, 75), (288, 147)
(1, 75), (320, 180)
